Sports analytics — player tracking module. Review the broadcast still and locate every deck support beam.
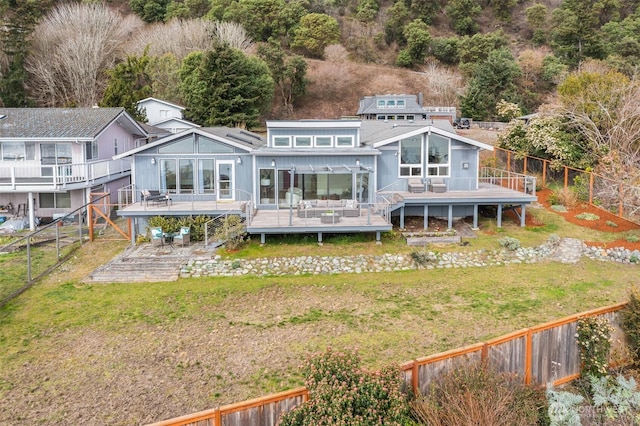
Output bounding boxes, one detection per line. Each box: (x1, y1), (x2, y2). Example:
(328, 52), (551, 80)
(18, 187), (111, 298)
(376, 231), (381, 243)
(261, 233), (266, 244)
(520, 204), (526, 227)
(473, 204), (479, 230)
(318, 232), (323, 244)
(399, 206), (405, 229)
(447, 205), (453, 230)
(423, 205), (428, 229)
(497, 203), (503, 228)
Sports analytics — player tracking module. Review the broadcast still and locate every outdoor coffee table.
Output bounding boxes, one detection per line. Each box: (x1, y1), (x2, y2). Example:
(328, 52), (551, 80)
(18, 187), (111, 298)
(320, 212), (341, 224)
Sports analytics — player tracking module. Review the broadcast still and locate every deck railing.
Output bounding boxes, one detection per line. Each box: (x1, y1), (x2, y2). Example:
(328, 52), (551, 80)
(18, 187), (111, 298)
(148, 302), (628, 426)
(0, 159), (131, 189)
(479, 167), (537, 196)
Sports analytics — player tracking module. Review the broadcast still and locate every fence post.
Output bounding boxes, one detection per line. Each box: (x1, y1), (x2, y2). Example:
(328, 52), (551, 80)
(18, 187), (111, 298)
(27, 236), (32, 283)
(507, 151), (511, 171)
(88, 205), (95, 242)
(525, 329), (532, 385)
(589, 173), (594, 205)
(523, 156), (527, 175)
(56, 221), (61, 260)
(619, 183), (624, 218)
(542, 161), (547, 187)
(564, 167), (569, 190)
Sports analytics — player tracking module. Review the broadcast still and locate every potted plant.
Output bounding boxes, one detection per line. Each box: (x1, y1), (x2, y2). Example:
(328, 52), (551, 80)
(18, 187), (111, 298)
(260, 172), (271, 186)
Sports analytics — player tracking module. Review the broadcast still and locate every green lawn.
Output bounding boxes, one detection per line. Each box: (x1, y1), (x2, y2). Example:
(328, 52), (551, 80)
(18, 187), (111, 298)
(0, 206), (638, 425)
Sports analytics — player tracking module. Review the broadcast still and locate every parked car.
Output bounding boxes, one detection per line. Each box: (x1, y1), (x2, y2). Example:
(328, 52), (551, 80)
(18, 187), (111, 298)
(453, 117), (472, 129)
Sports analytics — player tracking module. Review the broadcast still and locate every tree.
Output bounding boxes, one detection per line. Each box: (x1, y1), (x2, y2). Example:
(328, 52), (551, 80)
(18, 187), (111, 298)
(291, 13), (340, 59)
(0, 0), (52, 106)
(460, 48), (522, 120)
(457, 30), (510, 77)
(384, 1), (410, 45)
(214, 0), (306, 43)
(445, 0), (481, 36)
(129, 0), (171, 23)
(27, 3), (142, 107)
(257, 41), (309, 115)
(550, 0), (616, 66)
(525, 3), (548, 45)
(179, 43), (274, 128)
(396, 19), (430, 68)
(100, 49), (153, 121)
(127, 19), (217, 61)
(557, 67), (640, 181)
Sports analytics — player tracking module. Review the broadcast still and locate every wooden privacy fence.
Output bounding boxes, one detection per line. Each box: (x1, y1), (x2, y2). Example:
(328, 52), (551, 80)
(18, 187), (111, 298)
(493, 147), (640, 224)
(148, 302), (627, 426)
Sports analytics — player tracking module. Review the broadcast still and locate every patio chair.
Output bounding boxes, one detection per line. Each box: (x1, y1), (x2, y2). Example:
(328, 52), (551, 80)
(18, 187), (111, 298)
(428, 178), (447, 193)
(174, 226), (190, 247)
(150, 227), (164, 247)
(408, 178), (425, 193)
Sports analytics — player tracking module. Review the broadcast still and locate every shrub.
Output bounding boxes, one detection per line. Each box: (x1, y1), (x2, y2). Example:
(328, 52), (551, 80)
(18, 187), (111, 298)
(410, 249), (438, 266)
(606, 220), (618, 228)
(626, 234), (640, 243)
(411, 361), (548, 425)
(575, 212), (600, 221)
(498, 236), (521, 251)
(575, 316), (614, 378)
(213, 215), (247, 250)
(621, 287), (640, 366)
(546, 383), (584, 425)
(548, 187), (578, 209)
(278, 348), (410, 426)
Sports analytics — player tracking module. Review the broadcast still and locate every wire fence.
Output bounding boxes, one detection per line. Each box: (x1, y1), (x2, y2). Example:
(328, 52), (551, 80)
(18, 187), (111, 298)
(493, 147), (640, 224)
(0, 194), (114, 308)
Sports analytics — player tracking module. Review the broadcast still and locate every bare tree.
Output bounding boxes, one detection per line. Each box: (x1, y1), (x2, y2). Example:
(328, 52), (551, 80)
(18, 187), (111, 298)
(421, 60), (465, 107)
(127, 19), (215, 61)
(212, 21), (253, 52)
(26, 3), (142, 107)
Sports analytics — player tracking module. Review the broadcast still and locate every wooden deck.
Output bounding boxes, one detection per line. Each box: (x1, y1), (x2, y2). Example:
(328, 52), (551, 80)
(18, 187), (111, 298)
(383, 182), (537, 205)
(117, 199), (247, 217)
(247, 208), (391, 234)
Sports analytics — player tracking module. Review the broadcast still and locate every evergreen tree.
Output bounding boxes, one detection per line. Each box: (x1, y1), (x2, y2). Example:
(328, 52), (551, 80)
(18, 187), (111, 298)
(179, 42), (274, 128)
(460, 48), (522, 120)
(100, 49), (153, 122)
(0, 0), (51, 106)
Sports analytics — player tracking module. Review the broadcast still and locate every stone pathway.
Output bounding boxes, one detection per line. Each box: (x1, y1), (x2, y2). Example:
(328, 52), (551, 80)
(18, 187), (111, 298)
(551, 238), (585, 264)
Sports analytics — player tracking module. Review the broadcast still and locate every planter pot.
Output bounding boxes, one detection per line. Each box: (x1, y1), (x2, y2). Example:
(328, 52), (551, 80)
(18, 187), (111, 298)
(261, 179), (271, 186)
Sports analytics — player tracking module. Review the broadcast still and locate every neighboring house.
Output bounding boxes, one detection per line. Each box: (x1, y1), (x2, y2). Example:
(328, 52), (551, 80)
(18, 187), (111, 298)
(137, 97), (199, 134)
(0, 107), (148, 229)
(116, 118), (537, 244)
(356, 93), (457, 123)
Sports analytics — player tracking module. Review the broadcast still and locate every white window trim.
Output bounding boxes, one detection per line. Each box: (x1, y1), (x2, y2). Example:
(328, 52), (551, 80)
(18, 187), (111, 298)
(314, 136), (333, 147)
(294, 136), (312, 147)
(426, 136), (451, 177)
(336, 136), (354, 147)
(272, 136), (291, 148)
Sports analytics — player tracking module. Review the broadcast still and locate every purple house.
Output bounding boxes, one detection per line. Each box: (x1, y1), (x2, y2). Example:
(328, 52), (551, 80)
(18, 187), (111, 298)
(0, 107), (148, 229)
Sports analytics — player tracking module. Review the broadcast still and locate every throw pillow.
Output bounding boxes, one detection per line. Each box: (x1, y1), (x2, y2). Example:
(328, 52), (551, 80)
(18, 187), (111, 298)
(303, 200), (313, 209)
(345, 199), (355, 208)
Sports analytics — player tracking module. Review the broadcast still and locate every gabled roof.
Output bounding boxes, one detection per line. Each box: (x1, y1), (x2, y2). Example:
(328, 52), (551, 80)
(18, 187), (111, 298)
(136, 97), (185, 111)
(113, 126), (265, 159)
(357, 94), (425, 115)
(361, 120), (493, 151)
(150, 117), (200, 128)
(0, 107), (147, 141)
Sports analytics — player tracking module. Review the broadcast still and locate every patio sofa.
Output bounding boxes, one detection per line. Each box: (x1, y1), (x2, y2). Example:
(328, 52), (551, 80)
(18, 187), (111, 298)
(297, 199), (360, 218)
(141, 189), (171, 206)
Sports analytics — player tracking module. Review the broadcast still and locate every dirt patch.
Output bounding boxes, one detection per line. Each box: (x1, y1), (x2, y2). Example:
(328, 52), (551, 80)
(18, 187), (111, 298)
(536, 188), (640, 250)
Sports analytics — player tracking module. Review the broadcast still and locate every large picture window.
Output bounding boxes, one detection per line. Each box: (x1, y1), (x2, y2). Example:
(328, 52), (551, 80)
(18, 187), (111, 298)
(427, 134), (450, 176)
(198, 159), (215, 193)
(160, 159), (177, 193)
(179, 159), (194, 194)
(399, 136), (422, 177)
